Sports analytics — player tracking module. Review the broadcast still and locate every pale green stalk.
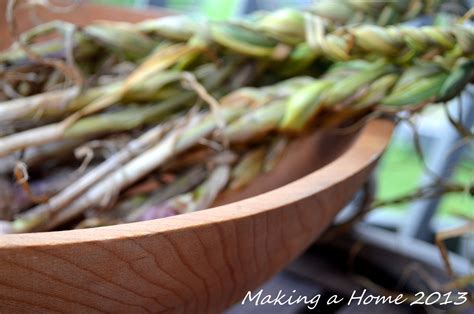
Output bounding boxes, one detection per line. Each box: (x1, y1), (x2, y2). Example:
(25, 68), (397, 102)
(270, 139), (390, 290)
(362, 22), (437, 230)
(229, 148), (266, 190)
(126, 165), (208, 222)
(19, 107), (244, 232)
(11, 121), (169, 233)
(0, 62), (234, 157)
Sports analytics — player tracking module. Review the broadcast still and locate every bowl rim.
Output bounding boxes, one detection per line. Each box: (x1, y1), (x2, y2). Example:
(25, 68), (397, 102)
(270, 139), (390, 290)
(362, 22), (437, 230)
(0, 119), (394, 248)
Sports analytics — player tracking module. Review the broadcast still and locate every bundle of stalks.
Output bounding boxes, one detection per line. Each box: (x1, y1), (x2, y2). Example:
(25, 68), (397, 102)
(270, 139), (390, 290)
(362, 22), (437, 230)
(0, 0), (450, 101)
(1, 54), (472, 234)
(1, 1), (469, 135)
(0, 1), (473, 234)
(1, 23), (472, 152)
(4, 10), (470, 74)
(308, 0), (442, 26)
(3, 0), (442, 61)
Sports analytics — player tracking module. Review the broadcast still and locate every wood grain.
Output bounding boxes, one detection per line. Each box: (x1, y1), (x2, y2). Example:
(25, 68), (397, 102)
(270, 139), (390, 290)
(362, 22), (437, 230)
(0, 4), (395, 312)
(0, 119), (393, 313)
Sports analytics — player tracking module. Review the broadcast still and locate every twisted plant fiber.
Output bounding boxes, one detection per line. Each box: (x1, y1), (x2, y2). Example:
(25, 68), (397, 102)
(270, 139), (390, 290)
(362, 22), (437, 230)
(0, 2), (472, 159)
(2, 0), (452, 66)
(220, 59), (474, 136)
(106, 9), (474, 62)
(1, 2), (469, 112)
(3, 18), (472, 103)
(309, 0), (442, 26)
(206, 15), (474, 63)
(302, 22), (474, 62)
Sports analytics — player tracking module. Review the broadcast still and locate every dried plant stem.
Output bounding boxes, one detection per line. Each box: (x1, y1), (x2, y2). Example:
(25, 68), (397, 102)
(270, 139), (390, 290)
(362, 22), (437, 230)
(229, 147), (267, 190)
(0, 87), (79, 124)
(371, 183), (473, 209)
(185, 164), (231, 213)
(126, 165), (208, 222)
(181, 71), (229, 148)
(0, 62), (234, 157)
(0, 92), (193, 157)
(6, 0), (84, 86)
(13, 162), (48, 204)
(0, 123), (67, 157)
(12, 122), (169, 233)
(0, 139), (79, 175)
(17, 107), (244, 232)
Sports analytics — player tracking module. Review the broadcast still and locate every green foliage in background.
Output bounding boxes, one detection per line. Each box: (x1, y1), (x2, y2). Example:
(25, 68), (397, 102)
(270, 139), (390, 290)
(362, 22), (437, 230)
(377, 143), (474, 218)
(200, 0), (239, 20)
(92, 0), (239, 19)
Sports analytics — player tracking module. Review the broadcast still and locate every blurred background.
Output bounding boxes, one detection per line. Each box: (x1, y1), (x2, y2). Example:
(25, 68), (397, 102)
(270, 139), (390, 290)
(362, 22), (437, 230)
(91, 0), (312, 20)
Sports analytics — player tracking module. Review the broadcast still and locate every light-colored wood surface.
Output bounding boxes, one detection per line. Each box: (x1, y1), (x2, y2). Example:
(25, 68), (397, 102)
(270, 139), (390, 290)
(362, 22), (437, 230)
(0, 119), (393, 313)
(0, 4), (395, 312)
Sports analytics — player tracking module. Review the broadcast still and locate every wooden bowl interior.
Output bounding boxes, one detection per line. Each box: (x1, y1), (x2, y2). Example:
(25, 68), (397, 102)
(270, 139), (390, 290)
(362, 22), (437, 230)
(214, 129), (358, 206)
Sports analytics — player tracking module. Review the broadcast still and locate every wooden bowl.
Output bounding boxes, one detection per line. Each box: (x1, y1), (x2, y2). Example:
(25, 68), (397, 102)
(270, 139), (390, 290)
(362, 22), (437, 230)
(0, 4), (394, 312)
